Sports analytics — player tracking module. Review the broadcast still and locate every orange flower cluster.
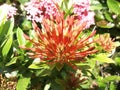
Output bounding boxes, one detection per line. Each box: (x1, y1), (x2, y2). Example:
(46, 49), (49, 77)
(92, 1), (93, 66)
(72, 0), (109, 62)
(96, 34), (114, 52)
(21, 12), (97, 67)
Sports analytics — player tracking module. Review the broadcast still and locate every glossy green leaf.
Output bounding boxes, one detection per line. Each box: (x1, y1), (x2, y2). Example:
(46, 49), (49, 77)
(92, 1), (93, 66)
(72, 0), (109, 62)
(107, 0), (120, 15)
(17, 27), (26, 46)
(16, 76), (30, 90)
(2, 35), (13, 57)
(6, 57), (18, 66)
(93, 53), (115, 63)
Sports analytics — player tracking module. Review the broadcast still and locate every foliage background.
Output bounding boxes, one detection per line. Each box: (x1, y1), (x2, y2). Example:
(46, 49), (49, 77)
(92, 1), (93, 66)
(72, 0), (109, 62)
(0, 0), (120, 90)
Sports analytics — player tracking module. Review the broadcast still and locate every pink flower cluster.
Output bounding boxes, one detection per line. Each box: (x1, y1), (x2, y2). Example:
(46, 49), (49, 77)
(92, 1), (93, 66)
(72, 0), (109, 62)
(0, 4), (17, 19)
(25, 0), (59, 22)
(25, 0), (95, 28)
(73, 0), (95, 28)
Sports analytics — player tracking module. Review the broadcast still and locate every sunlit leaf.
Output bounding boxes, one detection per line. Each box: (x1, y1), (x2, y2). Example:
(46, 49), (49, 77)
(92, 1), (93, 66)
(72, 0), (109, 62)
(107, 0), (120, 15)
(104, 12), (113, 22)
(2, 35), (13, 57)
(28, 63), (49, 69)
(17, 27), (26, 46)
(90, 0), (103, 10)
(6, 57), (18, 66)
(93, 53), (115, 63)
(16, 76), (30, 90)
(101, 76), (120, 83)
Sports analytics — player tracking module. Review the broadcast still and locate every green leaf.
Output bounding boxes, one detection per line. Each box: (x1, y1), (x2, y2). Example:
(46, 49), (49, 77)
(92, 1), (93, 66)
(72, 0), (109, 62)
(107, 0), (120, 15)
(115, 57), (120, 66)
(104, 12), (113, 22)
(16, 76), (30, 90)
(110, 82), (116, 90)
(0, 20), (11, 41)
(28, 63), (49, 69)
(75, 63), (91, 69)
(17, 27), (26, 46)
(21, 19), (32, 30)
(6, 57), (18, 66)
(18, 0), (29, 4)
(2, 35), (13, 57)
(101, 76), (120, 83)
(93, 53), (115, 63)
(90, 0), (103, 10)
(7, 19), (14, 36)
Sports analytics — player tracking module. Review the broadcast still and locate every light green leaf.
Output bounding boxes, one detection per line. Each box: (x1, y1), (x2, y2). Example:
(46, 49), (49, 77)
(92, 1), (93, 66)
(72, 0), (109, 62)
(2, 35), (13, 57)
(6, 57), (18, 66)
(107, 0), (120, 15)
(104, 12), (113, 22)
(17, 27), (26, 46)
(16, 76), (30, 90)
(90, 0), (103, 10)
(0, 20), (11, 41)
(110, 82), (116, 90)
(101, 76), (120, 83)
(29, 63), (49, 69)
(7, 19), (14, 35)
(93, 53), (115, 63)
(18, 0), (29, 4)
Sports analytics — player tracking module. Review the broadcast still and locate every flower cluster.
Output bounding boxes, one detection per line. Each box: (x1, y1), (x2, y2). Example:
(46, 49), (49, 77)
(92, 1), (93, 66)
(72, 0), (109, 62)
(21, 12), (97, 68)
(24, 0), (59, 22)
(0, 4), (17, 19)
(96, 34), (114, 52)
(25, 0), (95, 28)
(73, 0), (95, 28)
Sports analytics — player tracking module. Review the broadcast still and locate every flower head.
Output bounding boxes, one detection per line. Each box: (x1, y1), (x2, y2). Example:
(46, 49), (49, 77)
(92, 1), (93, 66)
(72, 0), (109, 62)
(24, 0), (95, 29)
(96, 34), (114, 52)
(24, 0), (59, 22)
(0, 4), (17, 19)
(21, 12), (97, 68)
(73, 0), (95, 28)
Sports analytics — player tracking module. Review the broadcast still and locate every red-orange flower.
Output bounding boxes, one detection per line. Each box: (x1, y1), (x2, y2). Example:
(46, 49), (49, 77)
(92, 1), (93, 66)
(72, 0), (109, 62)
(21, 12), (97, 67)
